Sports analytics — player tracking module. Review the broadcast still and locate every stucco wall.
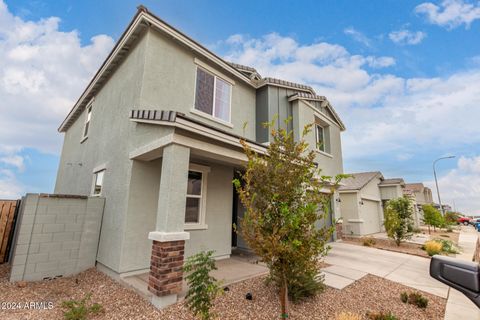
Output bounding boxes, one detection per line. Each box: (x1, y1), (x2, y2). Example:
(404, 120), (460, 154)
(54, 33), (148, 273)
(380, 185), (403, 200)
(292, 100), (344, 177)
(185, 163), (233, 259)
(139, 29), (257, 141)
(10, 194), (104, 282)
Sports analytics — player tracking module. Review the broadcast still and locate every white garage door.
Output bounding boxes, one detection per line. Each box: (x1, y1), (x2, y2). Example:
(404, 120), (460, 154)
(362, 199), (381, 235)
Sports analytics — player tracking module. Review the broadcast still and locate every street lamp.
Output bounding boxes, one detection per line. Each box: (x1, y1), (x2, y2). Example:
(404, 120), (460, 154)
(433, 156), (456, 215)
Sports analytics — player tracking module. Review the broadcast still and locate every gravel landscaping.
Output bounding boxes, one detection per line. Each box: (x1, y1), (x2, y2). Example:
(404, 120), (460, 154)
(0, 263), (446, 320)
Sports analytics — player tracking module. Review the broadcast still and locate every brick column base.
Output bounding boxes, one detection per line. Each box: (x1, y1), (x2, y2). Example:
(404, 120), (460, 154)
(148, 240), (185, 297)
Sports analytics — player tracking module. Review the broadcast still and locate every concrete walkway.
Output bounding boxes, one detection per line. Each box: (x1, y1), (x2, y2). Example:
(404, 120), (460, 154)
(323, 228), (480, 320)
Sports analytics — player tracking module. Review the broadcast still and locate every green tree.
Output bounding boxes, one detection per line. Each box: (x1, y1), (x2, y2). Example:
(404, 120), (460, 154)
(183, 251), (222, 320)
(233, 121), (345, 318)
(422, 204), (443, 233)
(444, 211), (460, 224)
(384, 197), (414, 246)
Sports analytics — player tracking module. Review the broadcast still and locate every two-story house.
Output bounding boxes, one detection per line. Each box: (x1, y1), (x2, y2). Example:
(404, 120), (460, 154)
(54, 6), (346, 307)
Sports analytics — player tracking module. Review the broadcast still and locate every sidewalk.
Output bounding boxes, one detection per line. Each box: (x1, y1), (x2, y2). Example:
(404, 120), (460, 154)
(324, 231), (480, 320)
(444, 226), (479, 319)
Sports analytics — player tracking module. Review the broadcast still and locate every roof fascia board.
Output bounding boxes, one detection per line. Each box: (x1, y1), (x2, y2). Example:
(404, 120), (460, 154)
(257, 81), (314, 94)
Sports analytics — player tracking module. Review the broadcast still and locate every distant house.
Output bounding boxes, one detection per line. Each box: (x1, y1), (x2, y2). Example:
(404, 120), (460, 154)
(404, 183), (434, 220)
(339, 172), (409, 236)
(53, 6), (346, 308)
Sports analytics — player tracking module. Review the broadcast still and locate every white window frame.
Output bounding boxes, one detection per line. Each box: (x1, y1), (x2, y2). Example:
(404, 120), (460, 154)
(184, 163), (210, 230)
(91, 167), (106, 196)
(81, 99), (94, 142)
(315, 124), (325, 152)
(192, 64), (233, 127)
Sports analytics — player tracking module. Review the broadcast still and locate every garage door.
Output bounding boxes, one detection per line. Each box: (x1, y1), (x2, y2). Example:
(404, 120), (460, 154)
(362, 199), (381, 235)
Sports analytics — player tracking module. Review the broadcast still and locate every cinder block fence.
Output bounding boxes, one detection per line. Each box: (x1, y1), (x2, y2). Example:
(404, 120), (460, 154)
(9, 194), (105, 282)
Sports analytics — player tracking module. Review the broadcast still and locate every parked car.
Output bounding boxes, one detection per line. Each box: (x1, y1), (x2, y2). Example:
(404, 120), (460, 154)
(469, 218), (480, 226)
(458, 216), (472, 225)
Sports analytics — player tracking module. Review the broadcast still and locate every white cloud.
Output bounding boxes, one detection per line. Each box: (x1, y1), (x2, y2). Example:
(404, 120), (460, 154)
(0, 1), (114, 197)
(223, 32), (480, 213)
(0, 169), (23, 199)
(343, 27), (372, 47)
(0, 155), (25, 171)
(0, 0), (115, 155)
(389, 29), (427, 45)
(415, 0), (480, 29)
(425, 156), (480, 215)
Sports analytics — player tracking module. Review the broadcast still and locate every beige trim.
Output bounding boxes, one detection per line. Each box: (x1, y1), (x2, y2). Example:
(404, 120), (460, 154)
(316, 149), (333, 158)
(148, 231), (190, 242)
(190, 108), (234, 128)
(361, 196), (381, 202)
(184, 163), (209, 230)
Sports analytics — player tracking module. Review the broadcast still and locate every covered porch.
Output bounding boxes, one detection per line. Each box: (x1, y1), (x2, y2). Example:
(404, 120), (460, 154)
(121, 253), (268, 301)
(123, 110), (267, 308)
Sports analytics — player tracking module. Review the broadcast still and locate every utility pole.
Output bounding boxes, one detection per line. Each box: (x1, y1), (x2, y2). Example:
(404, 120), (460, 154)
(433, 156), (455, 215)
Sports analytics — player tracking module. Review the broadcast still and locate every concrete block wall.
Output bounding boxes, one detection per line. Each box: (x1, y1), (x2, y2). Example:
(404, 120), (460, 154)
(9, 194), (105, 282)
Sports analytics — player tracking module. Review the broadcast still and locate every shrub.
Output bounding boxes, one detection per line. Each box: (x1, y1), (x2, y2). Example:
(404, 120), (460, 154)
(424, 241), (443, 256)
(433, 238), (459, 254)
(62, 293), (103, 320)
(384, 197), (414, 246)
(183, 250), (222, 320)
(287, 268), (325, 303)
(407, 292), (428, 309)
(400, 291), (408, 303)
(336, 311), (362, 320)
(367, 311), (398, 320)
(412, 227), (422, 234)
(446, 225), (453, 232)
(362, 237), (376, 247)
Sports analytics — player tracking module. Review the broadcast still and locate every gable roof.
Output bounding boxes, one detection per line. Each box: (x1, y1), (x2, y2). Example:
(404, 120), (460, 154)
(339, 172), (383, 191)
(405, 183), (425, 192)
(58, 6), (345, 133)
(288, 92), (346, 131)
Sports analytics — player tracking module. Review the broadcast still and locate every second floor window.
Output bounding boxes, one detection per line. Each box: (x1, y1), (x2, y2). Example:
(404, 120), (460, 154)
(83, 104), (92, 139)
(316, 124), (325, 152)
(92, 169), (105, 196)
(194, 67), (231, 123)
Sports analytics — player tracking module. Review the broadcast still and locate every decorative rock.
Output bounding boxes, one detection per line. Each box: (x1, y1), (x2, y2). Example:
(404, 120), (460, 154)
(245, 292), (253, 300)
(16, 281), (27, 288)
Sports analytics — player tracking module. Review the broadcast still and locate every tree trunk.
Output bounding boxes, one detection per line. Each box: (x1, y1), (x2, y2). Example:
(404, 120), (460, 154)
(279, 275), (288, 319)
(428, 225), (431, 234)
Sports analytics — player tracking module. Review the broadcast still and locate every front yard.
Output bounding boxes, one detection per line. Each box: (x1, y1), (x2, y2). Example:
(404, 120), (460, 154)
(0, 263), (446, 319)
(342, 226), (461, 259)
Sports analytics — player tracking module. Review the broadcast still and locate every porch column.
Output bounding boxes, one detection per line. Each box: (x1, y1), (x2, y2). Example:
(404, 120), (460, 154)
(148, 144), (190, 308)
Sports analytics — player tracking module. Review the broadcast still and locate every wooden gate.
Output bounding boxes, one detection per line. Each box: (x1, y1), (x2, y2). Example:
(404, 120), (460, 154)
(0, 200), (20, 263)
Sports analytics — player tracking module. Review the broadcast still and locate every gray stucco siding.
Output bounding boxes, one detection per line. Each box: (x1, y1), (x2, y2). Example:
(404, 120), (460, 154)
(55, 32), (149, 272)
(139, 29), (257, 141)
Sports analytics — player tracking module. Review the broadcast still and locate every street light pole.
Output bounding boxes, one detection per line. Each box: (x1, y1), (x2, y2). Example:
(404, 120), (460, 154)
(433, 156), (456, 215)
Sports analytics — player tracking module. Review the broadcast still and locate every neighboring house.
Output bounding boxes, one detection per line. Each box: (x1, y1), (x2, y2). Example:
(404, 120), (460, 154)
(54, 6), (345, 307)
(404, 183), (434, 221)
(339, 172), (384, 236)
(339, 173), (408, 236)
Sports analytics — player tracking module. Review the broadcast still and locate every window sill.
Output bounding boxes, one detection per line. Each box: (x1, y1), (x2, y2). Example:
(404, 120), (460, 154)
(190, 109), (233, 129)
(315, 149), (333, 158)
(184, 223), (208, 231)
(80, 136), (88, 144)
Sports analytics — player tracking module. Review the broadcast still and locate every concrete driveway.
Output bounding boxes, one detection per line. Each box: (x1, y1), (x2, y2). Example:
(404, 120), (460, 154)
(323, 235), (480, 320)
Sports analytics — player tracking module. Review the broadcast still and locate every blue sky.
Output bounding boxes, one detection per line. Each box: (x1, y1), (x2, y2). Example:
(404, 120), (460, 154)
(1, 0), (480, 214)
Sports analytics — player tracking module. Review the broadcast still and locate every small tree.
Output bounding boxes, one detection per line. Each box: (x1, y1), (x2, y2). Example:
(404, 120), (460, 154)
(384, 197), (414, 246)
(234, 121), (345, 318)
(422, 204), (443, 233)
(183, 251), (222, 320)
